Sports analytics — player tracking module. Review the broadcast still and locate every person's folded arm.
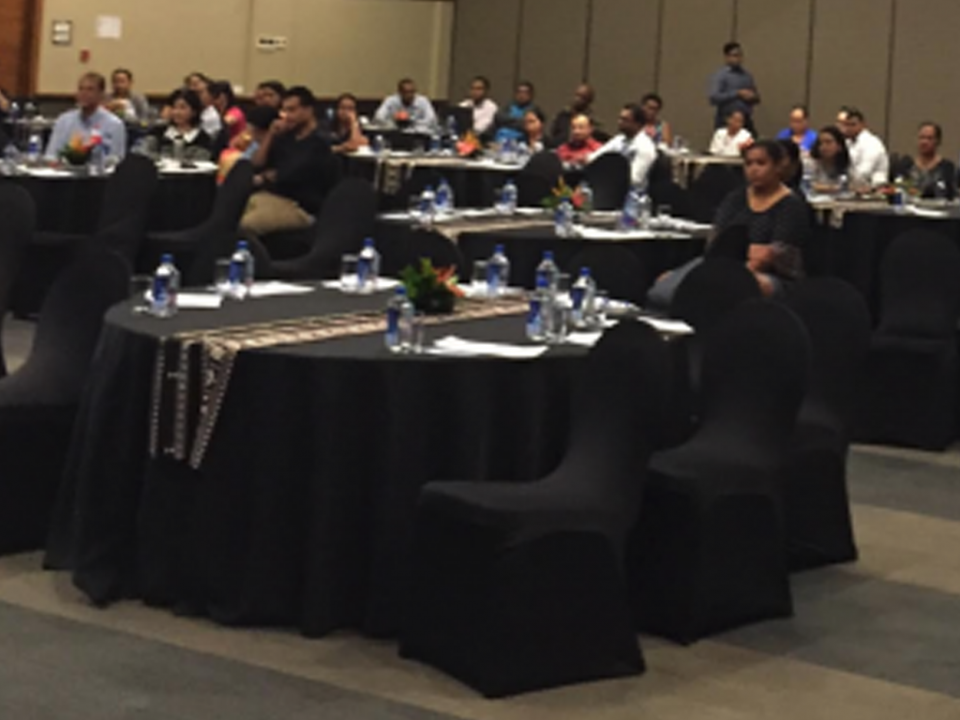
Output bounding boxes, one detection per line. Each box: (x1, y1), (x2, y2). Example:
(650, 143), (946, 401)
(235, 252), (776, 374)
(708, 72), (738, 106)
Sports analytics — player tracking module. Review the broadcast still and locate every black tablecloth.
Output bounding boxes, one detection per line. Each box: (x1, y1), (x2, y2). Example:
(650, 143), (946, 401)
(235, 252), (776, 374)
(2, 172), (217, 234)
(455, 226), (708, 293)
(837, 209), (960, 319)
(46, 288), (588, 637)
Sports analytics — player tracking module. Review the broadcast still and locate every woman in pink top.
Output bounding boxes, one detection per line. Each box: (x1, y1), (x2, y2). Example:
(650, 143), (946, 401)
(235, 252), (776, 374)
(209, 80), (247, 142)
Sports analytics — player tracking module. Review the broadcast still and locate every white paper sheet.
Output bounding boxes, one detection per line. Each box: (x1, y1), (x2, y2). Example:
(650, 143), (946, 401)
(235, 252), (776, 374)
(321, 278), (400, 292)
(638, 316), (694, 335)
(429, 336), (548, 359)
(248, 282), (315, 298)
(96, 15), (122, 39)
(177, 293), (223, 310)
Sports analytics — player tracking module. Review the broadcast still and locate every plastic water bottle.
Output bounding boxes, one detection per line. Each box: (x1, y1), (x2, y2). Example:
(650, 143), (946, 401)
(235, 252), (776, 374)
(892, 176), (906, 213)
(579, 181), (594, 215)
(357, 237), (381, 293)
(1, 145), (19, 175)
(526, 275), (551, 341)
(419, 185), (436, 228)
(229, 240), (255, 299)
(446, 115), (458, 140)
(838, 173), (849, 196)
(619, 187), (641, 230)
(486, 244), (511, 297)
(500, 179), (518, 215)
(385, 286), (414, 352)
(151, 254), (180, 318)
(373, 134), (385, 156)
(801, 165), (813, 198)
(173, 136), (185, 163)
(26, 133), (41, 166)
(638, 191), (652, 230)
(554, 199), (574, 238)
(571, 267), (597, 328)
(429, 130), (441, 155)
(435, 177), (453, 214)
(535, 250), (560, 292)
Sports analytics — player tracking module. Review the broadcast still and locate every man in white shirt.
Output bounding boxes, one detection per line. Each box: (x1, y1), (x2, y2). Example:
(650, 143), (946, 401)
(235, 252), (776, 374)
(842, 108), (889, 187)
(588, 103), (657, 188)
(45, 72), (127, 160)
(459, 76), (498, 136)
(374, 78), (437, 133)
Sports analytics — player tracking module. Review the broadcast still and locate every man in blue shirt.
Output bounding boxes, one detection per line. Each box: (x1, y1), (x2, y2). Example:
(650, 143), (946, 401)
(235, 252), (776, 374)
(45, 72), (127, 161)
(708, 42), (760, 131)
(374, 78), (437, 133)
(776, 104), (818, 153)
(495, 81), (541, 144)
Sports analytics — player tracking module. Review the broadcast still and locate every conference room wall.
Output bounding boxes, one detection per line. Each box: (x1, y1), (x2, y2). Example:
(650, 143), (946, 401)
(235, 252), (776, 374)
(36, 0), (453, 99)
(449, 0), (960, 157)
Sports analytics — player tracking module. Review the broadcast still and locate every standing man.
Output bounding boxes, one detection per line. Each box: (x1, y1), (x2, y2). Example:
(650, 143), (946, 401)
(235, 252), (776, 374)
(550, 83), (598, 144)
(708, 42), (760, 132)
(841, 108), (889, 187)
(106, 68), (150, 121)
(459, 76), (498, 137)
(45, 72), (127, 160)
(242, 86), (340, 238)
(374, 78), (437, 133)
(588, 104), (657, 188)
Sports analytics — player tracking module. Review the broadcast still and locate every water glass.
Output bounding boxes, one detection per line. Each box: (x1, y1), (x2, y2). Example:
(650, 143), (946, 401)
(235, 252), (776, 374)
(214, 258), (232, 296)
(555, 273), (572, 304)
(407, 195), (423, 222)
(411, 312), (426, 354)
(129, 274), (152, 313)
(340, 254), (359, 293)
(546, 302), (570, 345)
(471, 260), (488, 296)
(591, 290), (610, 327)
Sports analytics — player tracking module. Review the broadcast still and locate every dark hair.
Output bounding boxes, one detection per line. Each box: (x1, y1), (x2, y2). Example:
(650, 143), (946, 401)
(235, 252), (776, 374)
(524, 107), (546, 124)
(726, 108), (746, 123)
(846, 107), (865, 123)
(284, 86), (317, 111)
(329, 92), (359, 135)
(80, 72), (106, 92)
(791, 104), (808, 118)
(919, 121), (943, 144)
(776, 138), (803, 188)
(641, 92), (663, 108)
(184, 72), (210, 86)
(743, 139), (785, 163)
(723, 42), (742, 55)
(167, 88), (203, 127)
(246, 105), (278, 131)
(398, 77), (415, 91)
(257, 80), (286, 96)
(777, 138), (801, 165)
(623, 103), (647, 125)
(112, 68), (133, 82)
(472, 75), (490, 90)
(810, 125), (851, 173)
(518, 80), (535, 94)
(208, 81), (235, 107)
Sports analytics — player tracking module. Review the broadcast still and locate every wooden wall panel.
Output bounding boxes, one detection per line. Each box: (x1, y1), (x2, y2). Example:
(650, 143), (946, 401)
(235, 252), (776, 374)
(0, 0), (36, 95)
(448, 0), (521, 106)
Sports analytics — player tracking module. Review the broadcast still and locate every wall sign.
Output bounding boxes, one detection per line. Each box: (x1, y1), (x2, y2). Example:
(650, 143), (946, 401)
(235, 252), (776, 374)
(51, 20), (72, 46)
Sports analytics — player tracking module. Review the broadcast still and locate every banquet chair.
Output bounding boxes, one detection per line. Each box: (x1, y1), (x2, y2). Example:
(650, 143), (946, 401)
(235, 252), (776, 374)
(517, 151), (562, 207)
(688, 164), (743, 224)
(629, 301), (809, 644)
(380, 228), (465, 279)
(144, 161), (254, 286)
(671, 258), (761, 332)
(0, 184), (36, 378)
(782, 278), (871, 571)
(566, 246), (651, 307)
(251, 178), (378, 281)
(649, 180), (692, 220)
(583, 152), (630, 210)
(400, 322), (670, 697)
(855, 230), (960, 450)
(0, 251), (129, 554)
(704, 224), (751, 262)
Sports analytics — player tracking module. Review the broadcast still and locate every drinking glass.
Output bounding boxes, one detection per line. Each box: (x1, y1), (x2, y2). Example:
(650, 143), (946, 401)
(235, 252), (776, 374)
(546, 303), (570, 345)
(471, 260), (488, 296)
(411, 312), (426, 354)
(340, 254), (359, 293)
(129, 275), (152, 314)
(214, 258), (232, 296)
(592, 290), (610, 327)
(407, 195), (423, 222)
(555, 273), (572, 307)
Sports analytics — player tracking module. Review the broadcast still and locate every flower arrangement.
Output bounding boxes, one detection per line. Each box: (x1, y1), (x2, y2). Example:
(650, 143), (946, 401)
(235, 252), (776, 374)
(541, 178), (587, 211)
(60, 132), (102, 166)
(877, 176), (921, 200)
(456, 131), (482, 159)
(394, 109), (411, 128)
(400, 258), (465, 314)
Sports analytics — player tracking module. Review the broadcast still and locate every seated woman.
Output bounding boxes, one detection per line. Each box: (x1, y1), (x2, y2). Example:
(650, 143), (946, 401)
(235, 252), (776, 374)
(641, 92), (674, 147)
(809, 126), (851, 192)
(648, 141), (810, 303)
(709, 110), (753, 157)
(891, 121), (957, 199)
(208, 80), (247, 143)
(326, 93), (370, 155)
(523, 108), (548, 153)
(151, 88), (213, 161)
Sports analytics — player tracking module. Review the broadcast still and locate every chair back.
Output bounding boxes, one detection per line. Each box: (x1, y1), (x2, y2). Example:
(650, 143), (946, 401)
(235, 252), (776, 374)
(878, 230), (960, 339)
(689, 165), (743, 223)
(0, 184), (36, 377)
(381, 229), (465, 278)
(185, 160), (254, 285)
(566, 246), (651, 306)
(97, 154), (159, 231)
(699, 300), (809, 453)
(671, 258), (761, 333)
(706, 224), (751, 262)
(296, 178), (379, 278)
(517, 152), (561, 207)
(583, 153), (630, 211)
(649, 180), (692, 220)
(1, 251), (129, 405)
(783, 278), (871, 428)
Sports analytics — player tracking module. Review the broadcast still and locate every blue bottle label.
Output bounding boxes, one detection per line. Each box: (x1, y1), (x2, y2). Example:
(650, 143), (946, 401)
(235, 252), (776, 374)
(152, 275), (169, 307)
(571, 286), (586, 311)
(229, 259), (244, 284)
(527, 298), (542, 332)
(386, 307), (400, 344)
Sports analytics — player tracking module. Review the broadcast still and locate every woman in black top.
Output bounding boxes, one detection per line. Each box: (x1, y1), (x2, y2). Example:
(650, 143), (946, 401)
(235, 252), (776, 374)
(327, 93), (369, 155)
(891, 121), (957, 200)
(153, 88), (213, 160)
(712, 140), (811, 296)
(809, 126), (851, 191)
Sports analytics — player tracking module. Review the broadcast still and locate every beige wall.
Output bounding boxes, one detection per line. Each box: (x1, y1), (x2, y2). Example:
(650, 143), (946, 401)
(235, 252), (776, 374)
(450, 0), (960, 158)
(37, 0), (453, 99)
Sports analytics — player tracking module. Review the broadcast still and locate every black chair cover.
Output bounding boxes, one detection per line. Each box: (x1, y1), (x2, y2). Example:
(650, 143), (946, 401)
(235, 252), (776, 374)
(630, 300), (809, 643)
(0, 251), (129, 554)
(705, 224), (751, 263)
(689, 165), (744, 224)
(671, 257), (761, 333)
(0, 184), (35, 378)
(399, 321), (671, 697)
(566, 245), (651, 307)
(380, 228), (465, 279)
(517, 152), (562, 208)
(782, 278), (871, 570)
(855, 230), (960, 450)
(584, 153), (630, 211)
(649, 180), (693, 220)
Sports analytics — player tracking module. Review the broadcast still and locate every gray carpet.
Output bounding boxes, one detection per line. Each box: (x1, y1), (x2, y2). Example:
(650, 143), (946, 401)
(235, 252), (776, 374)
(0, 601), (455, 720)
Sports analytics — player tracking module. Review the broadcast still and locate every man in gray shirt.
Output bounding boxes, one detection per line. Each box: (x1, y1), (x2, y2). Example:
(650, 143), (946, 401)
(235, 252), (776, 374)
(708, 42), (760, 132)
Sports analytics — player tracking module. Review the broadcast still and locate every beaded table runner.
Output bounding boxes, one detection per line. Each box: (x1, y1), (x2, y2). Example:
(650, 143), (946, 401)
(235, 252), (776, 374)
(149, 298), (527, 469)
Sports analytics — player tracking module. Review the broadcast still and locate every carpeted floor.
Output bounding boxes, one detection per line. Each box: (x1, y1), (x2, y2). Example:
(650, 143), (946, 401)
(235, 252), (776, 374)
(1, 319), (958, 718)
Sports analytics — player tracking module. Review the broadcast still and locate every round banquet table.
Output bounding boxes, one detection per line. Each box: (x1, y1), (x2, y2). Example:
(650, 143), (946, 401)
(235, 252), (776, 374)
(45, 286), (595, 638)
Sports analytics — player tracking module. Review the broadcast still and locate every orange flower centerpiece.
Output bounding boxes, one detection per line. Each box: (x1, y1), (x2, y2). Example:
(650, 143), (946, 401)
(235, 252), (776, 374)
(456, 131), (482, 159)
(394, 109), (411, 129)
(542, 178), (588, 211)
(400, 258), (465, 314)
(60, 131), (102, 167)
